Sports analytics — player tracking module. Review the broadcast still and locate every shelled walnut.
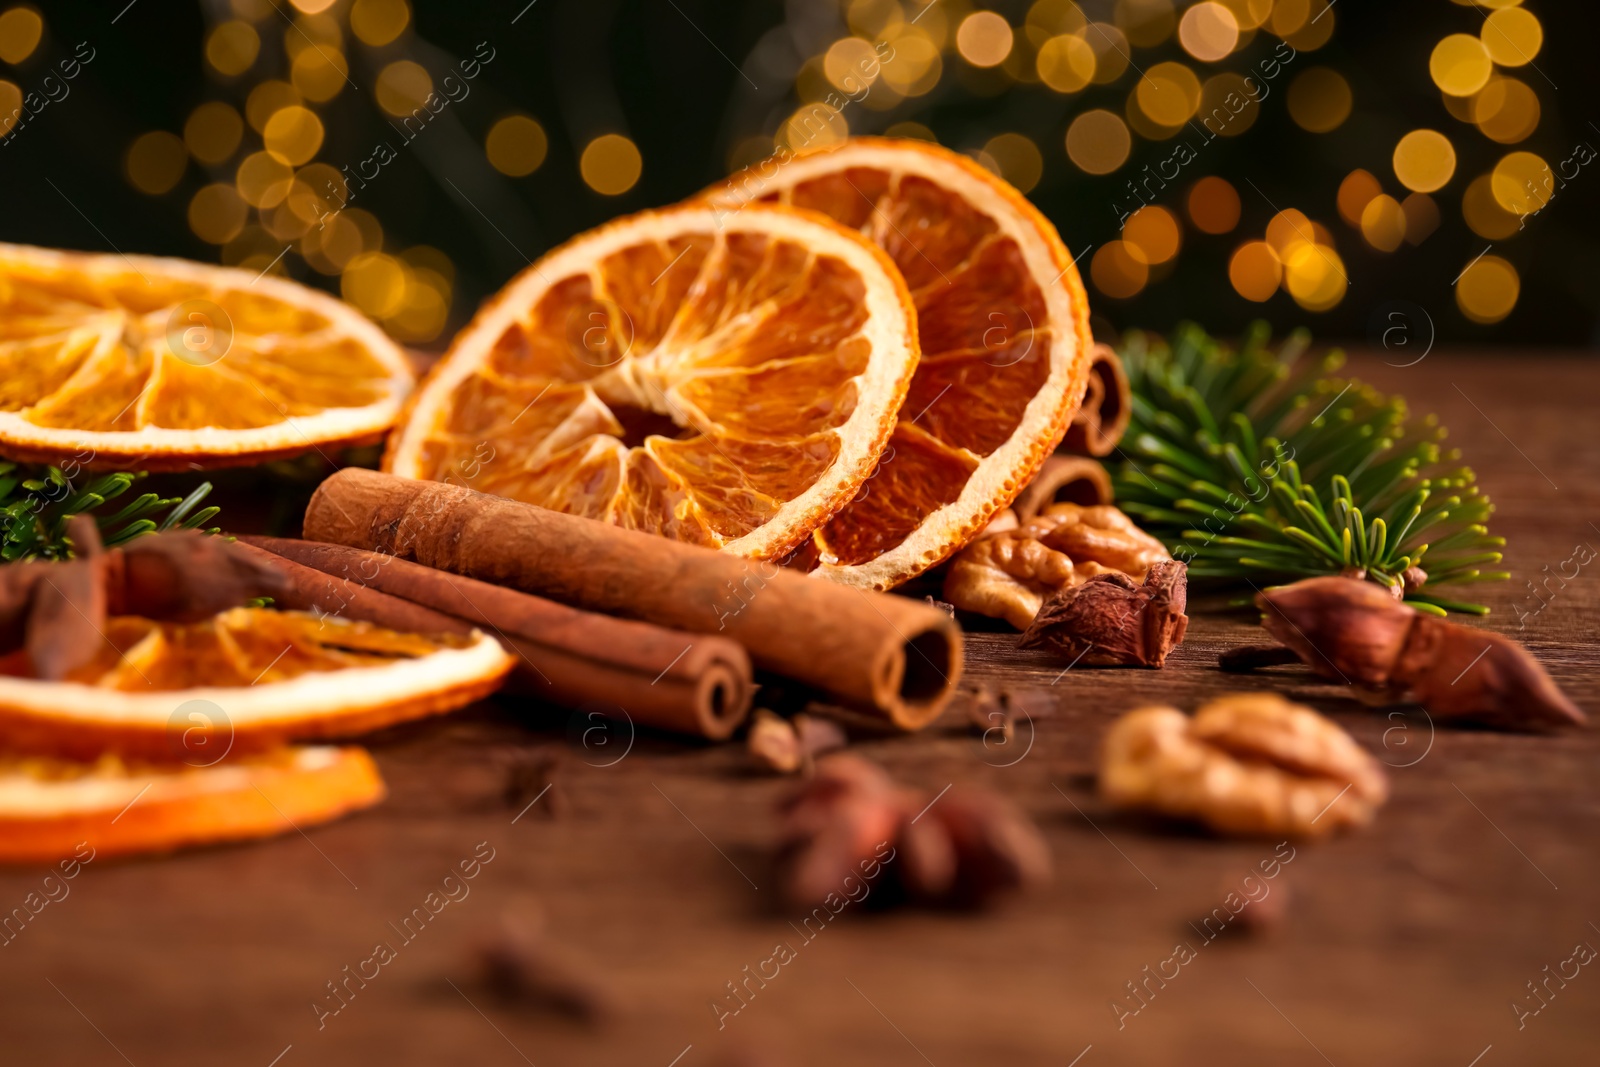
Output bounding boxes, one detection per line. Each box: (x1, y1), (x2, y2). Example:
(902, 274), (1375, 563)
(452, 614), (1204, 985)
(943, 504), (1171, 628)
(1098, 693), (1388, 839)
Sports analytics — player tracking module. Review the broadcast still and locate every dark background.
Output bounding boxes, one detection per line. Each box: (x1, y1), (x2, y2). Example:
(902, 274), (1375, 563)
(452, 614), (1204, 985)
(3, 0), (1597, 348)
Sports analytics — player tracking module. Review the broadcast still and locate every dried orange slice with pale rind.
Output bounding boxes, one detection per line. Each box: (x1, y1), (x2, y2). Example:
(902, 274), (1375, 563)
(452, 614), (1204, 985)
(0, 746), (385, 863)
(703, 138), (1094, 589)
(0, 608), (511, 760)
(384, 204), (919, 560)
(0, 243), (413, 469)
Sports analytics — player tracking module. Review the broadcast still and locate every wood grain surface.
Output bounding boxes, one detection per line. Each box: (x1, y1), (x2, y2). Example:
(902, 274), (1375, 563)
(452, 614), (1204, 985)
(2, 351), (1597, 1067)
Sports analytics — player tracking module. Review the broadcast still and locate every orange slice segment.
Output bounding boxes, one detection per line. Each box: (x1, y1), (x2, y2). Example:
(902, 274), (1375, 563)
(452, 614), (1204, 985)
(384, 204), (919, 561)
(0, 608), (512, 760)
(0, 243), (413, 469)
(703, 138), (1094, 589)
(0, 746), (384, 863)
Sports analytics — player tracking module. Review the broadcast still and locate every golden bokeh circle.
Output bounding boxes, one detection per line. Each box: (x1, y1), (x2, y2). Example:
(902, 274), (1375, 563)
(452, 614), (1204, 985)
(1359, 194), (1406, 252)
(1123, 205), (1181, 264)
(1228, 241), (1281, 302)
(350, 0), (410, 47)
(1455, 254), (1519, 324)
(956, 11), (1013, 68)
(188, 184), (249, 245)
(1177, 2), (1238, 62)
(1283, 243), (1346, 311)
(486, 115), (549, 177)
(1481, 7), (1541, 68)
(263, 105), (324, 167)
(1065, 108), (1130, 174)
(1392, 129), (1456, 194)
(183, 102), (244, 164)
(982, 132), (1044, 194)
(1090, 240), (1148, 299)
(580, 134), (643, 195)
(1429, 33), (1492, 96)
(1286, 67), (1351, 133)
(0, 6), (43, 65)
(1336, 168), (1381, 228)
(126, 131), (188, 195)
(1036, 33), (1096, 93)
(375, 59), (432, 117)
(1187, 176), (1240, 234)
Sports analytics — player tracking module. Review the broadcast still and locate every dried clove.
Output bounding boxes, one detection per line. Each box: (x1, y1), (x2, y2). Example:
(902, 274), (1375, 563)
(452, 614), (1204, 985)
(473, 910), (614, 1022)
(1256, 577), (1584, 731)
(503, 750), (565, 817)
(777, 754), (1050, 910)
(1021, 559), (1188, 667)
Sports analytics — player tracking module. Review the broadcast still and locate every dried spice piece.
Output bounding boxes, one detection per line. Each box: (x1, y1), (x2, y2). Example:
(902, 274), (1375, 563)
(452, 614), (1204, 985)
(1021, 560), (1188, 668)
(1256, 576), (1584, 731)
(944, 503), (1171, 629)
(748, 711), (848, 775)
(777, 754), (1049, 910)
(1010, 455), (1114, 521)
(474, 911), (614, 1022)
(1099, 694), (1388, 839)
(0, 523), (288, 680)
(502, 750), (566, 818)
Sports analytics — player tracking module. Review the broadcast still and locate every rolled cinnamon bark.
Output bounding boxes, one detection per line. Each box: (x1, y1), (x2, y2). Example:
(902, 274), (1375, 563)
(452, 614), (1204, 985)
(1011, 456), (1113, 522)
(302, 469), (962, 730)
(236, 537), (753, 741)
(1059, 343), (1130, 457)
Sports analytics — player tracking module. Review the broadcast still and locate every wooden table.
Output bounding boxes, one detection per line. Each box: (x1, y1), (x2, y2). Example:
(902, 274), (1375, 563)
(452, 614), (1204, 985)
(4, 351), (1597, 1067)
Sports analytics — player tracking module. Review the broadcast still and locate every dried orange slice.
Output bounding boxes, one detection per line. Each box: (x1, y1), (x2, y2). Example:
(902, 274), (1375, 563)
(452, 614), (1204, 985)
(0, 608), (511, 760)
(0, 746), (384, 863)
(384, 204), (919, 560)
(0, 243), (413, 470)
(703, 138), (1094, 588)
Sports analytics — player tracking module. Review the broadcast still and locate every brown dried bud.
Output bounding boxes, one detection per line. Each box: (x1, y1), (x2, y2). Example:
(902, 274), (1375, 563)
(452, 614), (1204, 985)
(1020, 560), (1188, 667)
(1256, 576), (1584, 730)
(474, 911), (614, 1022)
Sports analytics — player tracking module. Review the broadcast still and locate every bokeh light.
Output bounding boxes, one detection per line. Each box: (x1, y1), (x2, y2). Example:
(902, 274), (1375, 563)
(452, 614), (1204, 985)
(0, 79), (20, 137)
(291, 42), (349, 102)
(824, 37), (881, 92)
(1490, 151), (1552, 216)
(183, 102), (244, 164)
(1065, 109), (1131, 174)
(236, 149), (294, 208)
(1123, 205), (1181, 265)
(782, 102), (848, 149)
(1177, 2), (1238, 62)
(1229, 241), (1281, 302)
(878, 29), (942, 95)
(246, 81), (301, 133)
(1135, 61), (1202, 127)
(1283, 243), (1346, 311)
(188, 183), (249, 245)
(1359, 194), (1405, 252)
(350, 0), (410, 47)
(580, 134), (643, 195)
(1473, 77), (1539, 144)
(1393, 129), (1456, 193)
(1480, 7), (1541, 67)
(126, 132), (188, 195)
(1187, 176), (1240, 234)
(1462, 173), (1522, 239)
(1336, 169), (1381, 228)
(263, 105), (324, 167)
(375, 60), (432, 117)
(1287, 68), (1351, 132)
(1084, 23), (1131, 83)
(956, 12), (1013, 68)
(1430, 34), (1492, 97)
(1115, 0), (1176, 48)
(0, 6), (42, 65)
(1090, 240), (1149, 299)
(205, 21), (260, 77)
(1036, 34), (1096, 92)
(486, 115), (548, 177)
(1401, 193), (1440, 245)
(1456, 254), (1519, 324)
(981, 133), (1043, 194)
(1198, 73), (1258, 136)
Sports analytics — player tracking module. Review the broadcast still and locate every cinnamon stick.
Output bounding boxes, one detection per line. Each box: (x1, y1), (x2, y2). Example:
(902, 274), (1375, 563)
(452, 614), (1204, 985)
(1010, 455), (1113, 522)
(302, 469), (962, 730)
(236, 537), (754, 741)
(1059, 343), (1130, 457)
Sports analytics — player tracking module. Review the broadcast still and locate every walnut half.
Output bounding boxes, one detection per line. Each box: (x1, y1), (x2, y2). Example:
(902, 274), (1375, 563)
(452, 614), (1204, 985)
(943, 503), (1171, 629)
(1098, 693), (1388, 839)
